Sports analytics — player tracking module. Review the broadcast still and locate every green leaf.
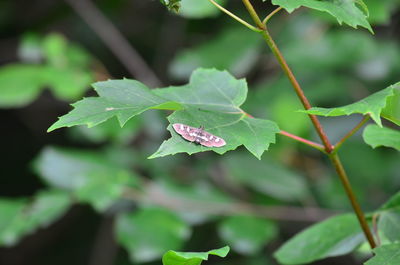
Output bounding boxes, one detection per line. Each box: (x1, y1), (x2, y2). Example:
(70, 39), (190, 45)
(116, 207), (191, 263)
(0, 64), (44, 107)
(170, 27), (260, 79)
(363, 124), (400, 151)
(162, 246), (230, 265)
(218, 216), (277, 255)
(223, 153), (309, 201)
(150, 109), (279, 159)
(271, 0), (372, 32)
(378, 210), (400, 243)
(48, 79), (183, 131)
(34, 146), (136, 211)
(364, 243), (400, 265)
(381, 85), (400, 126)
(302, 83), (399, 126)
(50, 69), (279, 159)
(0, 190), (71, 246)
(274, 214), (364, 265)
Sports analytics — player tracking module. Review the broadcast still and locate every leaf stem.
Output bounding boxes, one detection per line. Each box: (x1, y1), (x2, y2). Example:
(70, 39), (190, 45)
(279, 130), (325, 153)
(333, 115), (370, 153)
(239, 0), (376, 249)
(328, 153), (377, 248)
(262, 6), (283, 25)
(207, 0), (262, 32)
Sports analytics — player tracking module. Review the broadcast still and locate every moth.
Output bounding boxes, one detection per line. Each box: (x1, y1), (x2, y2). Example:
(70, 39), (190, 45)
(172, 123), (226, 147)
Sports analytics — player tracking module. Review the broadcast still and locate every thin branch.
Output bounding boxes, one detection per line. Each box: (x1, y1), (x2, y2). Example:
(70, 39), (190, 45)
(333, 115), (370, 153)
(280, 130), (325, 153)
(260, 29), (334, 153)
(262, 6), (283, 25)
(64, 0), (162, 87)
(207, 0), (261, 32)
(329, 153), (376, 248)
(239, 0), (376, 249)
(241, 0), (333, 153)
(123, 185), (337, 222)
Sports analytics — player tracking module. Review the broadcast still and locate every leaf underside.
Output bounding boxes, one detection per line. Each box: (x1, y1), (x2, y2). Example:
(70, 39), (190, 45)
(301, 83), (399, 127)
(274, 214), (364, 264)
(364, 243), (400, 265)
(271, 0), (373, 32)
(49, 69), (280, 159)
(162, 246), (230, 265)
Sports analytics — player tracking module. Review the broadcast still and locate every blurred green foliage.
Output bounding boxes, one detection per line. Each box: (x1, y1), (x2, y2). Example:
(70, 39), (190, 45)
(0, 1), (399, 265)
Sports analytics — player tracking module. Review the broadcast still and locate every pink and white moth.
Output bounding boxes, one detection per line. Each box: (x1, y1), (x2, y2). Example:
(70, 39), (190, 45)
(172, 123), (226, 147)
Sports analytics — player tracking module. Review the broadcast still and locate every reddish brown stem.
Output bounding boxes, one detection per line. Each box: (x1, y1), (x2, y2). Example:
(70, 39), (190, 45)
(334, 115), (370, 152)
(279, 131), (325, 152)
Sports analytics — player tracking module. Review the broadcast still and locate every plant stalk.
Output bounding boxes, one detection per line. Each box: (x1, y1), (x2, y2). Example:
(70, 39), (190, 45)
(261, 29), (334, 153)
(240, 0), (376, 249)
(329, 153), (377, 248)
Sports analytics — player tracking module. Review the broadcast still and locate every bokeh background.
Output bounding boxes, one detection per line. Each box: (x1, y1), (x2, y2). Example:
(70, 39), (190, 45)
(1, 0), (399, 265)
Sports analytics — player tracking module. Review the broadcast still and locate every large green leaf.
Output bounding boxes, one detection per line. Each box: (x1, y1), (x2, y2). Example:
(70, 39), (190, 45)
(50, 69), (280, 159)
(162, 246), (230, 265)
(363, 124), (400, 151)
(270, 0), (372, 32)
(34, 146), (136, 211)
(170, 27), (261, 79)
(116, 207), (191, 263)
(302, 83), (399, 126)
(223, 153), (309, 201)
(274, 214), (364, 265)
(218, 216), (277, 255)
(0, 190), (71, 246)
(364, 243), (400, 265)
(150, 109), (279, 159)
(48, 79), (183, 131)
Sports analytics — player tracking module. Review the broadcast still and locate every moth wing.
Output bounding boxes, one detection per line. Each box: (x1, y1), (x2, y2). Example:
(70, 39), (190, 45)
(201, 131), (226, 147)
(199, 138), (214, 147)
(213, 138), (226, 147)
(172, 123), (196, 142)
(211, 134), (226, 147)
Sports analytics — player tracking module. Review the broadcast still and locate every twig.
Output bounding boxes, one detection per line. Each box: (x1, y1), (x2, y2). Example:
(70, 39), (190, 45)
(333, 115), (370, 152)
(207, 0), (261, 32)
(329, 153), (376, 248)
(239, 0), (376, 249)
(280, 130), (325, 153)
(123, 185), (338, 222)
(64, 0), (162, 87)
(262, 7), (283, 25)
